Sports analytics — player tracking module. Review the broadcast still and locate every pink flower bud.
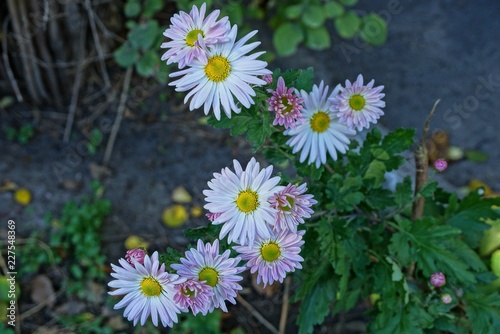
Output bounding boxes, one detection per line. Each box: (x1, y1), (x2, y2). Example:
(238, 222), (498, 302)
(430, 272), (446, 287)
(433, 159), (448, 172)
(206, 212), (222, 222)
(262, 74), (273, 85)
(125, 248), (146, 266)
(441, 293), (452, 304)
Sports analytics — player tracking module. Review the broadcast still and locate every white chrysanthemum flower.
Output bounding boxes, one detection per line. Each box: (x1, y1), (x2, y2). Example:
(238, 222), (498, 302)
(169, 25), (272, 120)
(108, 251), (185, 327)
(203, 157), (282, 246)
(285, 81), (356, 168)
(329, 74), (385, 131)
(161, 3), (230, 69)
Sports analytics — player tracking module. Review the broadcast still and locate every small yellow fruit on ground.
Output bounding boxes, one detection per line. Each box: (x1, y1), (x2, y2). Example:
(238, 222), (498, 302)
(14, 188), (31, 205)
(190, 205), (203, 218)
(124, 235), (149, 250)
(162, 205), (188, 228)
(172, 186), (192, 204)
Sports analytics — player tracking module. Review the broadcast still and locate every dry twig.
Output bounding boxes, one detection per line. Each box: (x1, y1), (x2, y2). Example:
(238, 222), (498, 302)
(236, 294), (279, 334)
(279, 276), (291, 334)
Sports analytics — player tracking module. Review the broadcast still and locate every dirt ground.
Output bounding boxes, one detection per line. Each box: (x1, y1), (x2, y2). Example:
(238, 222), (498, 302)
(1, 0), (500, 332)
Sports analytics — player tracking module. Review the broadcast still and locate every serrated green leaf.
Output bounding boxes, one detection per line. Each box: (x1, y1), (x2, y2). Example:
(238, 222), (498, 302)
(465, 291), (500, 334)
(220, 1), (244, 26)
(302, 5), (326, 29)
(113, 44), (139, 67)
(386, 256), (403, 281)
(285, 4), (303, 19)
(366, 188), (394, 210)
(143, 0), (163, 18)
(334, 11), (361, 39)
(273, 23), (304, 56)
(324, 2), (344, 18)
(360, 13), (387, 46)
(381, 128), (416, 155)
(305, 27), (331, 50)
(297, 280), (335, 334)
(364, 160), (386, 188)
(389, 232), (412, 267)
(419, 181), (438, 198)
(394, 176), (413, 208)
(294, 67), (314, 92)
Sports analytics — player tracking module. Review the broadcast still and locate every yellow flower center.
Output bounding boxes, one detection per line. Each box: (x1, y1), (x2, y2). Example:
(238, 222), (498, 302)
(261, 242), (281, 262)
(182, 287), (195, 297)
(349, 94), (366, 111)
(205, 55), (231, 82)
(236, 190), (259, 213)
(140, 277), (162, 297)
(199, 267), (219, 287)
(310, 111), (330, 133)
(281, 97), (293, 114)
(280, 196), (295, 212)
(186, 29), (204, 47)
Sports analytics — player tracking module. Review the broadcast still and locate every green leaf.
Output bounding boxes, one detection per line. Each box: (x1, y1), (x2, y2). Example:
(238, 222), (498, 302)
(419, 181), (438, 198)
(113, 44), (139, 67)
(294, 67), (315, 91)
(465, 150), (489, 162)
(297, 280), (335, 334)
(364, 160), (386, 188)
(220, 1), (244, 26)
(285, 4), (303, 19)
(143, 0), (163, 18)
(136, 50), (158, 76)
(273, 23), (304, 56)
(324, 1), (344, 18)
(305, 27), (331, 50)
(302, 5), (326, 29)
(128, 21), (160, 50)
(386, 256), (403, 281)
(394, 176), (413, 208)
(366, 188), (394, 210)
(124, 0), (141, 18)
(465, 291), (500, 334)
(381, 128), (416, 155)
(338, 0), (358, 6)
(334, 11), (361, 39)
(360, 13), (387, 46)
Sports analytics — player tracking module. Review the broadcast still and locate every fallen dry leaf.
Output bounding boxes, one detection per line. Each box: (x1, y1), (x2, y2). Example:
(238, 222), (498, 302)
(30, 274), (56, 308)
(162, 205), (188, 228)
(172, 186), (192, 204)
(124, 235), (150, 250)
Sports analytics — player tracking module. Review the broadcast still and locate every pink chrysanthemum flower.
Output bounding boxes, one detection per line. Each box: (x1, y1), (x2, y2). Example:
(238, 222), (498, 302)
(169, 25), (271, 120)
(161, 3), (230, 69)
(206, 212), (222, 222)
(430, 272), (446, 287)
(269, 183), (317, 233)
(234, 230), (305, 287)
(173, 279), (214, 316)
(125, 248), (147, 267)
(267, 76), (304, 129)
(433, 159), (448, 172)
(330, 74), (385, 131)
(171, 239), (245, 312)
(285, 81), (356, 168)
(262, 74), (273, 85)
(203, 157), (282, 246)
(108, 251), (185, 327)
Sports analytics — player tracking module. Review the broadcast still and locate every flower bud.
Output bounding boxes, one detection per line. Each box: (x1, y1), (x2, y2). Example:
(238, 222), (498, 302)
(125, 248), (147, 266)
(441, 293), (452, 304)
(430, 272), (446, 287)
(433, 159), (448, 172)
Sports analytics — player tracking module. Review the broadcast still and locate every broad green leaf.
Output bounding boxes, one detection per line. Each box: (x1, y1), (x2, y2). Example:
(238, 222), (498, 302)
(136, 50), (158, 76)
(360, 13), (387, 46)
(294, 67), (315, 91)
(381, 128), (416, 155)
(285, 4), (303, 19)
(297, 280), (335, 334)
(273, 23), (304, 56)
(128, 21), (160, 49)
(465, 150), (489, 162)
(419, 181), (438, 198)
(302, 5), (326, 29)
(113, 44), (139, 67)
(339, 0), (358, 6)
(385, 256), (403, 281)
(305, 27), (331, 50)
(220, 2), (244, 26)
(324, 1), (344, 18)
(143, 0), (163, 18)
(465, 291), (500, 334)
(334, 11), (361, 39)
(394, 177), (412, 208)
(364, 160), (386, 188)
(124, 0), (141, 18)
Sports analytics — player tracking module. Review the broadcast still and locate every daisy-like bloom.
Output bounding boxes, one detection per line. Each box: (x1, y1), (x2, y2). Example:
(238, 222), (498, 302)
(269, 183), (317, 233)
(433, 159), (448, 172)
(125, 248), (147, 267)
(108, 251), (185, 327)
(173, 279), (214, 316)
(233, 229), (305, 287)
(171, 239), (245, 312)
(267, 76), (304, 129)
(329, 74), (385, 131)
(203, 157), (282, 245)
(161, 3), (230, 69)
(285, 81), (356, 168)
(169, 25), (272, 120)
